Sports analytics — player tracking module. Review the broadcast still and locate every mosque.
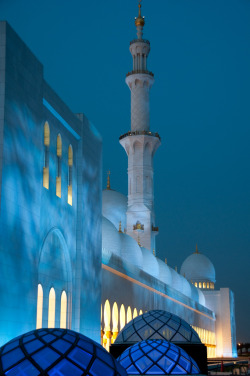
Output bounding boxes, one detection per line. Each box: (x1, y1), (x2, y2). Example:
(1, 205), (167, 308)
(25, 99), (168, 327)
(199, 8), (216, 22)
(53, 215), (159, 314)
(0, 2), (236, 362)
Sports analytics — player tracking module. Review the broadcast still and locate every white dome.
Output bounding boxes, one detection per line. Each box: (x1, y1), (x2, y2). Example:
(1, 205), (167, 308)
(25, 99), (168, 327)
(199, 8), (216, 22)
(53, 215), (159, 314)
(141, 247), (159, 279)
(102, 189), (127, 231)
(119, 233), (143, 269)
(102, 217), (121, 262)
(157, 258), (172, 286)
(180, 252), (216, 283)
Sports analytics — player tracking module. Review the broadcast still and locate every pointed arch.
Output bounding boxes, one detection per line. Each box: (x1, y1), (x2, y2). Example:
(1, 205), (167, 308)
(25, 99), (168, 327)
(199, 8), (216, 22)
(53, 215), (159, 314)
(48, 287), (56, 328)
(127, 306), (132, 324)
(56, 134), (62, 197)
(68, 145), (73, 205)
(112, 302), (119, 333)
(139, 309), (143, 315)
(36, 284), (43, 329)
(43, 122), (50, 189)
(133, 308), (138, 319)
(60, 291), (67, 328)
(104, 299), (111, 332)
(120, 304), (126, 330)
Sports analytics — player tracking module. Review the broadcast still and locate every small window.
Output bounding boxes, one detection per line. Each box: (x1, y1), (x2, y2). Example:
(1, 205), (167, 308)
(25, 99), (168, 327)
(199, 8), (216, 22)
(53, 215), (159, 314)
(203, 282), (206, 289)
(56, 134), (62, 197)
(43, 122), (50, 189)
(207, 282), (210, 289)
(199, 282), (202, 288)
(68, 145), (73, 205)
(36, 284), (43, 329)
(60, 291), (67, 329)
(48, 287), (56, 328)
(194, 282), (198, 287)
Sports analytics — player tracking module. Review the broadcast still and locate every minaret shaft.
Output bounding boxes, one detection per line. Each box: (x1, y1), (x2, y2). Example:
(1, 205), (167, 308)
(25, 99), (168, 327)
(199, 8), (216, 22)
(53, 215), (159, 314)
(119, 4), (160, 253)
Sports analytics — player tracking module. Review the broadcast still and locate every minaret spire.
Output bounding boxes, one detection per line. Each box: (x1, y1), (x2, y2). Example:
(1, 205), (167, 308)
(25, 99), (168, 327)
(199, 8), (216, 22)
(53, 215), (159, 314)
(119, 4), (161, 253)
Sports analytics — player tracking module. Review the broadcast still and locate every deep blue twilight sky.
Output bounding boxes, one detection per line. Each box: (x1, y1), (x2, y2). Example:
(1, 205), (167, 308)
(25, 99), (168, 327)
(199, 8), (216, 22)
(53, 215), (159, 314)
(1, 0), (249, 342)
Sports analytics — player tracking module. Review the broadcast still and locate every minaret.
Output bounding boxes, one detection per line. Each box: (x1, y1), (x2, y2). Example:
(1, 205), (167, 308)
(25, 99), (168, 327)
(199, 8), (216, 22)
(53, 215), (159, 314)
(119, 2), (160, 253)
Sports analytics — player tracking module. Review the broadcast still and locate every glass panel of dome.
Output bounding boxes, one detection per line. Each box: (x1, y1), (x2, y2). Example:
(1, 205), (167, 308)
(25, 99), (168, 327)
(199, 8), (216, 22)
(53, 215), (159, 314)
(144, 316), (155, 324)
(147, 349), (163, 362)
(24, 339), (44, 354)
(157, 355), (175, 372)
(179, 356), (191, 372)
(166, 349), (179, 362)
(123, 325), (136, 341)
(89, 358), (115, 376)
(96, 347), (114, 367)
(48, 358), (83, 376)
(171, 364), (187, 374)
(67, 347), (92, 370)
(2, 340), (19, 354)
(128, 333), (142, 342)
(5, 359), (40, 376)
(178, 326), (191, 341)
(149, 319), (164, 331)
(23, 334), (36, 343)
(136, 355), (153, 373)
(120, 355), (133, 368)
(53, 330), (63, 336)
(127, 364), (140, 374)
(2, 348), (25, 371)
(32, 347), (60, 370)
(134, 319), (145, 331)
(63, 333), (75, 343)
(149, 332), (165, 340)
(131, 349), (144, 362)
(42, 334), (56, 343)
(171, 332), (186, 342)
(158, 326), (175, 340)
(147, 364), (164, 374)
(51, 339), (72, 353)
(137, 326), (154, 339)
(166, 319), (179, 331)
(77, 339), (94, 353)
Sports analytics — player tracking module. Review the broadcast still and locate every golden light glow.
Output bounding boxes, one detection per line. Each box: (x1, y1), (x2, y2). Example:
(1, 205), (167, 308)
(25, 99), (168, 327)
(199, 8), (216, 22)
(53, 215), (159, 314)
(56, 134), (62, 197)
(44, 122), (50, 146)
(192, 325), (216, 358)
(112, 302), (119, 333)
(36, 284), (43, 329)
(127, 306), (132, 323)
(68, 145), (73, 205)
(43, 167), (49, 189)
(60, 291), (67, 329)
(139, 309), (143, 315)
(133, 308), (138, 319)
(48, 287), (56, 328)
(43, 122), (50, 189)
(104, 300), (111, 332)
(120, 304), (126, 330)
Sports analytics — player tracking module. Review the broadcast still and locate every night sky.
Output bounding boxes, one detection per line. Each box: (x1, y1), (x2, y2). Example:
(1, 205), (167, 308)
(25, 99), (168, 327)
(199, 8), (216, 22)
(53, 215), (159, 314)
(1, 0), (249, 342)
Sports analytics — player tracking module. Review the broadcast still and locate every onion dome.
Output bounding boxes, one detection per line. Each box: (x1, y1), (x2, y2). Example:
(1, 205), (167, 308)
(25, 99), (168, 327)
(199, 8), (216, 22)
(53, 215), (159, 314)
(102, 217), (121, 262)
(115, 310), (201, 345)
(102, 189), (127, 231)
(119, 232), (143, 269)
(141, 247), (159, 279)
(180, 246), (216, 286)
(135, 3), (145, 27)
(0, 328), (127, 376)
(118, 339), (200, 375)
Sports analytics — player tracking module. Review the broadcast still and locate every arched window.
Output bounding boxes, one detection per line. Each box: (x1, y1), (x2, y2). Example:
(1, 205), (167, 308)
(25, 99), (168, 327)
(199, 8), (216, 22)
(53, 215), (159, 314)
(68, 145), (73, 205)
(199, 282), (202, 288)
(127, 306), (132, 323)
(112, 302), (119, 333)
(120, 304), (126, 330)
(207, 282), (210, 289)
(48, 287), (56, 328)
(203, 282), (206, 289)
(194, 282), (198, 287)
(56, 134), (62, 197)
(104, 300), (111, 332)
(43, 122), (50, 189)
(133, 308), (138, 319)
(139, 309), (143, 315)
(60, 291), (67, 329)
(36, 284), (43, 329)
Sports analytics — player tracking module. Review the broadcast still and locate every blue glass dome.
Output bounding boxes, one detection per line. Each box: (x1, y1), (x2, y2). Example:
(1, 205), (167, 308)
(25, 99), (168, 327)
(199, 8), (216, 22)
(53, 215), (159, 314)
(115, 310), (201, 344)
(0, 328), (127, 376)
(117, 339), (200, 375)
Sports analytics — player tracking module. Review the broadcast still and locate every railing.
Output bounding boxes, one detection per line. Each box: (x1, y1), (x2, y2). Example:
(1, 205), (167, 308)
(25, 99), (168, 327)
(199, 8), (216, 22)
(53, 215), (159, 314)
(130, 38), (150, 45)
(126, 70), (154, 77)
(119, 130), (161, 141)
(152, 226), (159, 232)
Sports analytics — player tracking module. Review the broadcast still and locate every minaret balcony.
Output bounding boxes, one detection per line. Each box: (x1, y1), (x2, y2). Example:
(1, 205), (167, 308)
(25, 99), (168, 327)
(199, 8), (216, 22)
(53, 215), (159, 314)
(130, 38), (150, 45)
(152, 225), (159, 235)
(119, 130), (160, 141)
(126, 70), (154, 78)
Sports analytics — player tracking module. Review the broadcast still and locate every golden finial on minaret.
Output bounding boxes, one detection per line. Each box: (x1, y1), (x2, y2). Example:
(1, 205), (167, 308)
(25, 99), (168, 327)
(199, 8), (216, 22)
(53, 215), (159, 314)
(175, 266), (178, 272)
(153, 249), (155, 256)
(118, 221), (122, 233)
(135, 0), (145, 28)
(165, 258), (167, 264)
(195, 244), (199, 254)
(137, 233), (141, 247)
(107, 171), (111, 190)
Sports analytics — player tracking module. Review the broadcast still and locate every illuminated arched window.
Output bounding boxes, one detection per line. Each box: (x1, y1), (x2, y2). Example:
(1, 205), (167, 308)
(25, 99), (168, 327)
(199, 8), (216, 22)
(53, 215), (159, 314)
(127, 306), (132, 323)
(195, 282), (198, 287)
(68, 145), (73, 205)
(203, 282), (206, 289)
(133, 308), (138, 319)
(139, 309), (143, 315)
(112, 302), (119, 333)
(56, 134), (62, 197)
(199, 282), (202, 288)
(207, 282), (210, 289)
(48, 287), (56, 328)
(104, 300), (111, 332)
(43, 122), (50, 189)
(36, 284), (43, 329)
(120, 304), (126, 330)
(60, 291), (67, 328)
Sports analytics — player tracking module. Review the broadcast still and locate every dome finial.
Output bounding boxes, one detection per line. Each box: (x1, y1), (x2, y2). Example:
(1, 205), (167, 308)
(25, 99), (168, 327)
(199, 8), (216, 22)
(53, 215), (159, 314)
(135, 0), (145, 38)
(118, 221), (122, 233)
(107, 170), (111, 190)
(195, 244), (199, 254)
